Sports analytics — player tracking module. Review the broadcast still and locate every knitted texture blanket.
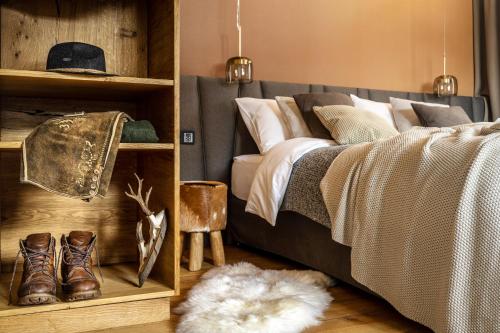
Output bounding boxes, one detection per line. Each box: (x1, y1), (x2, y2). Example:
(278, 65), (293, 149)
(321, 123), (500, 333)
(21, 111), (128, 200)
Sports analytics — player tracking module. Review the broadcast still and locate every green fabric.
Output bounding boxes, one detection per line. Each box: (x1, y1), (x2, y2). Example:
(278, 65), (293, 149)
(121, 120), (159, 143)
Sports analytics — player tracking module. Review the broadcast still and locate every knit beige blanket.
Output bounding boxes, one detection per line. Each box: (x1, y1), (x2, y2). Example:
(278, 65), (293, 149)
(321, 123), (500, 333)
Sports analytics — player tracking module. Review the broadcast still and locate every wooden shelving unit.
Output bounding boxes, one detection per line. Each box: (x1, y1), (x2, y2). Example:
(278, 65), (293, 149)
(0, 69), (174, 100)
(0, 264), (175, 318)
(0, 142), (175, 151)
(0, 1), (180, 332)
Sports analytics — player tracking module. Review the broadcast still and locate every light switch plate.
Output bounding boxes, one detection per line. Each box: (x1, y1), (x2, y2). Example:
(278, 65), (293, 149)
(181, 130), (195, 145)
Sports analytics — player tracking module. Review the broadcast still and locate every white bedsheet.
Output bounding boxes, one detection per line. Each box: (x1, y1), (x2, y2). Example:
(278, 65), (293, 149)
(231, 154), (264, 201)
(245, 138), (336, 225)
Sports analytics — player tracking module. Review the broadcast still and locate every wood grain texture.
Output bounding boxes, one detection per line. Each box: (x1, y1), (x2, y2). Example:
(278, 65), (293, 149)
(209, 231), (225, 266)
(0, 0), (180, 329)
(0, 95), (137, 141)
(0, 142), (174, 151)
(140, 151), (179, 293)
(0, 69), (173, 100)
(0, 94), (175, 144)
(140, 0), (179, 290)
(148, 0), (178, 80)
(179, 232), (185, 258)
(1, 1), (148, 77)
(188, 232), (203, 272)
(0, 263), (173, 317)
(0, 152), (139, 270)
(140, 0), (181, 291)
(88, 246), (431, 333)
(159, 0), (180, 294)
(0, 298), (170, 333)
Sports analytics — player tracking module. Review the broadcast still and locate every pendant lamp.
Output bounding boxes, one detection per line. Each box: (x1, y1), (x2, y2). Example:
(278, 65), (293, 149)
(433, 0), (458, 96)
(226, 0), (253, 84)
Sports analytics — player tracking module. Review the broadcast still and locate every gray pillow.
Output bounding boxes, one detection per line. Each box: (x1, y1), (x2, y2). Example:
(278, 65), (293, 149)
(293, 92), (353, 139)
(411, 103), (472, 127)
(390, 97), (449, 132)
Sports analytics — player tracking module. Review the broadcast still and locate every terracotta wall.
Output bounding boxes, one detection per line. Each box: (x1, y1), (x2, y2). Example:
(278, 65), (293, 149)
(180, 0), (474, 96)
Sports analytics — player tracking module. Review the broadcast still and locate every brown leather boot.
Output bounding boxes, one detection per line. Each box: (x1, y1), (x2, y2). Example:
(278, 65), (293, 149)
(60, 231), (101, 302)
(11, 233), (57, 305)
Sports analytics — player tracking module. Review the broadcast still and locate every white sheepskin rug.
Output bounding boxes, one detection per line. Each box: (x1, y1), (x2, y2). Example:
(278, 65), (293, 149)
(174, 262), (334, 333)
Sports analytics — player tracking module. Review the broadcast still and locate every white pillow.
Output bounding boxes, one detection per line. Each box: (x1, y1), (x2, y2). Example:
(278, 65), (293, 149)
(275, 96), (312, 138)
(350, 94), (396, 129)
(236, 98), (291, 154)
(390, 97), (449, 132)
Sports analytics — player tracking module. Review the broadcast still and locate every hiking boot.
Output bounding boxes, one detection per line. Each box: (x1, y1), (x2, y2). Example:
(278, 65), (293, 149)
(60, 231), (101, 302)
(11, 233), (57, 305)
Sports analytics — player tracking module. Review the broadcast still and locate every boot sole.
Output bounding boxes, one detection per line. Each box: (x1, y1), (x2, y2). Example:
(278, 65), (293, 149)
(63, 289), (101, 302)
(17, 293), (57, 306)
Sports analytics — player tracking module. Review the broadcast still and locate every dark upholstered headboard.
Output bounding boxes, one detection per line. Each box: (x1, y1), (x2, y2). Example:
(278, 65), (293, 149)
(180, 75), (488, 183)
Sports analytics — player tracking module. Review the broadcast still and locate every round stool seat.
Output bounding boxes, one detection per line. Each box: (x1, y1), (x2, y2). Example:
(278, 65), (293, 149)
(180, 181), (227, 232)
(180, 181), (228, 271)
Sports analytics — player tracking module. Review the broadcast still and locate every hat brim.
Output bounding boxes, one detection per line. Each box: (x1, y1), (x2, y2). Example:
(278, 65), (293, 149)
(47, 68), (117, 76)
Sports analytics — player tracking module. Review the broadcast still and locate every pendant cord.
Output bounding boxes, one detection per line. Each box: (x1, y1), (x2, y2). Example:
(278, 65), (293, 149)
(443, 0), (447, 75)
(237, 0), (241, 57)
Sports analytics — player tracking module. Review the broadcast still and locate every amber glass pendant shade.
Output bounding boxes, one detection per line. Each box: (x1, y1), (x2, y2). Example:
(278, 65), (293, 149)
(226, 56), (253, 84)
(434, 1), (457, 97)
(226, 0), (253, 84)
(433, 74), (458, 97)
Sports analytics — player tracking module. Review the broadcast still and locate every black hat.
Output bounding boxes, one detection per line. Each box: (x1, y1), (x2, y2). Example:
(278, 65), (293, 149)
(46, 42), (115, 76)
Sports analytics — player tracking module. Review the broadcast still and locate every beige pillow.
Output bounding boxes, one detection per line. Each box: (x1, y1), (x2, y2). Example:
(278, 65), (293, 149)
(313, 105), (399, 144)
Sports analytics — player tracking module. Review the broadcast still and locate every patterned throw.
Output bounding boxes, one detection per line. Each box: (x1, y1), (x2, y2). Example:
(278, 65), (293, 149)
(281, 146), (348, 227)
(321, 123), (500, 333)
(21, 111), (129, 200)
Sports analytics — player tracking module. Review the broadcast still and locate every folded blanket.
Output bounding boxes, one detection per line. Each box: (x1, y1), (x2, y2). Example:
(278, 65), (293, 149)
(245, 138), (335, 225)
(121, 120), (159, 143)
(281, 145), (349, 227)
(321, 122), (500, 333)
(21, 111), (129, 200)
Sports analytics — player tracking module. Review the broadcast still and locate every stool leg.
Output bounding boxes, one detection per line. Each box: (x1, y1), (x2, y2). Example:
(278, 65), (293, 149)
(210, 231), (225, 266)
(179, 232), (186, 261)
(189, 232), (204, 271)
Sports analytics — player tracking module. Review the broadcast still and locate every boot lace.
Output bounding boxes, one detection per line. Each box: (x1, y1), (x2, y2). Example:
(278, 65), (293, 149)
(8, 239), (57, 305)
(59, 236), (103, 284)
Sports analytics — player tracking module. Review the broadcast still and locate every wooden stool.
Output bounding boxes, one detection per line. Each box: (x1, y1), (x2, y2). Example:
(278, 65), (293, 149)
(180, 181), (227, 271)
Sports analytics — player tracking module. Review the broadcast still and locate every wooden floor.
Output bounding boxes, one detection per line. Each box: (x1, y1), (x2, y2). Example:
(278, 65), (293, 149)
(93, 245), (432, 333)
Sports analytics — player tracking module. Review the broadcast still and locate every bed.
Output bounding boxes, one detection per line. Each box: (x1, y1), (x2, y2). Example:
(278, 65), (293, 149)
(180, 75), (497, 332)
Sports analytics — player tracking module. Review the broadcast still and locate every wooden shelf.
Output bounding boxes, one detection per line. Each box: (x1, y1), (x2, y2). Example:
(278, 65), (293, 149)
(0, 0), (180, 331)
(118, 143), (175, 151)
(0, 142), (174, 151)
(0, 262), (174, 318)
(0, 69), (174, 100)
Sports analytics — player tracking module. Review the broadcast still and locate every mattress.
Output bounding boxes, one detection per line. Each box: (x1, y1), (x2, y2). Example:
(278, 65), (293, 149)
(231, 154), (263, 201)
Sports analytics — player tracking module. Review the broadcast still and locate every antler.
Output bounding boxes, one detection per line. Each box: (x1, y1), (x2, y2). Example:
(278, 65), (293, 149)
(125, 173), (153, 216)
(125, 173), (167, 287)
(136, 220), (147, 271)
